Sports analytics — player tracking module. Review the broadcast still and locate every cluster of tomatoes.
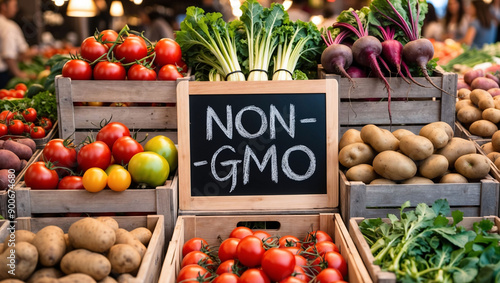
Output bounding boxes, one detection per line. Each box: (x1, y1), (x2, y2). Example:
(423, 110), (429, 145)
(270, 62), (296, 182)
(24, 121), (177, 192)
(178, 226), (348, 283)
(62, 28), (185, 81)
(0, 83), (28, 100)
(0, 108), (53, 139)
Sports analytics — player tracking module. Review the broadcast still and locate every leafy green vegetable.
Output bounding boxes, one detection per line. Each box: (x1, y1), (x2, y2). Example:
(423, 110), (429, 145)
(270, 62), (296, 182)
(0, 91), (57, 122)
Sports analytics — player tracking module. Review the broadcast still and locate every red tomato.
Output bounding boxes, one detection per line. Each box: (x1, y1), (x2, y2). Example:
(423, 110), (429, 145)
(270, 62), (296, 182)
(96, 122), (131, 149)
(281, 246), (301, 255)
(100, 29), (118, 48)
(77, 141), (112, 172)
(42, 139), (78, 169)
(0, 110), (14, 123)
(315, 268), (344, 282)
(261, 248), (295, 281)
(127, 64), (156, 81)
(323, 251), (347, 278)
(213, 273), (239, 283)
(315, 241), (340, 256)
(58, 176), (84, 190)
(253, 230), (272, 242)
(294, 255), (307, 267)
(158, 64), (183, 81)
(279, 235), (301, 248)
(112, 136), (144, 165)
(0, 89), (8, 99)
(181, 251), (213, 269)
(13, 90), (24, 98)
(24, 162), (59, 190)
(14, 83), (27, 91)
(229, 226), (253, 239)
(8, 119), (24, 135)
(236, 235), (265, 268)
(239, 268), (270, 283)
(176, 264), (211, 283)
(218, 238), (240, 263)
(22, 108), (37, 123)
(80, 36), (108, 62)
(279, 276), (307, 283)
(39, 117), (53, 131)
(115, 36), (148, 64)
(216, 259), (236, 275)
(23, 122), (34, 133)
(30, 126), (46, 139)
(289, 265), (310, 282)
(182, 237), (209, 258)
(93, 61), (126, 80)
(154, 38), (182, 67)
(303, 230), (333, 248)
(0, 123), (7, 136)
(176, 59), (188, 73)
(62, 59), (92, 80)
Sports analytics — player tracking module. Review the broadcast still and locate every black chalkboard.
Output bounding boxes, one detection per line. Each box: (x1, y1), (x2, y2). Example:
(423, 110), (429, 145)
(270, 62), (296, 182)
(188, 93), (328, 196)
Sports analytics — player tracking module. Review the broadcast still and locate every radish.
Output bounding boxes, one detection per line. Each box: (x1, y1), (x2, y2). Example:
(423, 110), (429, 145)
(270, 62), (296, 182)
(377, 26), (410, 84)
(321, 30), (354, 82)
(346, 65), (367, 78)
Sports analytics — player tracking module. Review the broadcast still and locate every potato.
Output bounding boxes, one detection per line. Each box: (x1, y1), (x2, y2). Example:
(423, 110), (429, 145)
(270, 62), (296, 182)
(457, 106), (482, 124)
(436, 137), (476, 168)
(130, 228), (152, 246)
(494, 156), (500, 170)
(2, 140), (33, 161)
(68, 218), (116, 253)
(115, 229), (146, 258)
(338, 142), (375, 168)
(372, 151), (417, 181)
(486, 152), (500, 162)
(392, 129), (415, 140)
(478, 97), (495, 110)
(345, 164), (377, 184)
(0, 280), (24, 283)
(58, 274), (97, 283)
(369, 179), (396, 185)
(339, 129), (363, 150)
(360, 124), (399, 152)
(0, 150), (21, 172)
(97, 277), (118, 283)
(482, 108), (500, 123)
(454, 154), (490, 179)
(399, 135), (434, 161)
(96, 217), (119, 231)
(418, 154), (449, 179)
(457, 88), (471, 100)
(495, 99), (500, 110)
(107, 244), (141, 274)
(457, 79), (471, 90)
(27, 268), (64, 283)
(440, 173), (468, 183)
(488, 87), (500, 97)
(491, 130), (500, 151)
(469, 120), (498, 137)
(3, 230), (35, 252)
(418, 122), (453, 150)
(116, 274), (135, 283)
(486, 73), (500, 85)
(31, 278), (59, 283)
(60, 249), (111, 281)
(32, 226), (66, 267)
(402, 177), (434, 184)
(481, 142), (495, 155)
(64, 234), (72, 253)
(471, 77), (499, 90)
(456, 99), (474, 112)
(0, 242), (38, 280)
(463, 69), (484, 85)
(0, 170), (9, 191)
(470, 89), (493, 105)
(14, 139), (36, 154)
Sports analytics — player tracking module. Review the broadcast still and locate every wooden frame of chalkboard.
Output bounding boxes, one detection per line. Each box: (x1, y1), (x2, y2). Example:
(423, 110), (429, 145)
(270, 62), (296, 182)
(177, 79), (338, 212)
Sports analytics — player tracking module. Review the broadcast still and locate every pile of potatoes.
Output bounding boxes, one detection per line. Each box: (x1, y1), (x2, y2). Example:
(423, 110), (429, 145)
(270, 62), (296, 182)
(0, 138), (37, 190)
(339, 122), (491, 184)
(0, 217), (153, 283)
(475, 130), (500, 171)
(455, 69), (500, 138)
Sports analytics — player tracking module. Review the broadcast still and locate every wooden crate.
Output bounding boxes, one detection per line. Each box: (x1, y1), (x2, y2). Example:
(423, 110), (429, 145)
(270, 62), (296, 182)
(318, 66), (457, 136)
(159, 213), (373, 283)
(340, 170), (499, 224)
(55, 76), (190, 145)
(0, 215), (164, 283)
(349, 215), (500, 283)
(14, 170), (178, 241)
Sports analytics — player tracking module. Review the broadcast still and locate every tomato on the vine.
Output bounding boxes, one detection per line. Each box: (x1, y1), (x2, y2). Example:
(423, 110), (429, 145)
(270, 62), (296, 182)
(77, 141), (112, 172)
(82, 167), (108, 193)
(93, 61), (126, 80)
(279, 276), (307, 283)
(80, 36), (108, 62)
(62, 59), (92, 80)
(42, 139), (78, 170)
(8, 119), (24, 135)
(15, 83), (27, 91)
(58, 176), (84, 190)
(315, 241), (340, 256)
(216, 259), (236, 275)
(303, 230), (333, 248)
(279, 235), (301, 248)
(261, 248), (296, 282)
(154, 38), (182, 67)
(315, 268), (344, 282)
(12, 90), (24, 98)
(323, 251), (348, 278)
(24, 162), (59, 190)
(181, 251), (213, 269)
(23, 122), (34, 133)
(22, 108), (37, 123)
(236, 235), (265, 268)
(158, 64), (183, 81)
(176, 264), (211, 283)
(0, 123), (7, 136)
(218, 238), (240, 262)
(0, 110), (14, 123)
(239, 268), (270, 283)
(228, 226), (253, 240)
(107, 167), (131, 192)
(100, 29), (118, 48)
(253, 230), (272, 243)
(96, 122), (131, 149)
(115, 36), (148, 64)
(127, 64), (156, 81)
(30, 126), (46, 139)
(112, 136), (143, 165)
(182, 237), (209, 258)
(213, 273), (239, 283)
(40, 117), (53, 131)
(289, 265), (310, 282)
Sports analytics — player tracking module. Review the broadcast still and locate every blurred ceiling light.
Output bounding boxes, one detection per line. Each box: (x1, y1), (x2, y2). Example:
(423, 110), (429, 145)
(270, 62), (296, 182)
(110, 1), (124, 17)
(283, 0), (293, 11)
(310, 15), (323, 26)
(133, 0), (143, 4)
(67, 0), (97, 17)
(53, 0), (66, 7)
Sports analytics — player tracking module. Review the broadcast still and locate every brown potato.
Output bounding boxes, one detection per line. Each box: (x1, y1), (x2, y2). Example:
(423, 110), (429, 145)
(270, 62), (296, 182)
(68, 218), (116, 253)
(392, 129), (415, 140)
(338, 142), (375, 168)
(3, 230), (35, 252)
(418, 154), (449, 179)
(32, 226), (66, 267)
(470, 88), (492, 104)
(339, 129), (363, 150)
(456, 106), (482, 124)
(369, 179), (396, 185)
(457, 88), (471, 100)
(469, 120), (498, 137)
(58, 274), (97, 283)
(0, 242), (38, 280)
(60, 249), (111, 281)
(96, 217), (119, 231)
(360, 124), (399, 152)
(114, 229), (146, 258)
(130, 228), (152, 246)
(491, 130), (500, 151)
(482, 108), (500, 123)
(27, 268), (64, 283)
(372, 151), (417, 181)
(345, 164), (378, 184)
(419, 122), (453, 150)
(486, 152), (500, 162)
(399, 135), (434, 161)
(107, 244), (141, 274)
(97, 277), (118, 283)
(494, 156), (500, 170)
(402, 177), (434, 184)
(481, 142), (495, 155)
(440, 173), (468, 183)
(456, 99), (474, 112)
(436, 137), (476, 168)
(454, 154), (490, 179)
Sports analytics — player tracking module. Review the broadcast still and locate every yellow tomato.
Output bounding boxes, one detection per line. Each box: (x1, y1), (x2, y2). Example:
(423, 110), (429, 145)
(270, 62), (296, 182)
(82, 168), (108, 193)
(107, 168), (131, 192)
(105, 164), (125, 175)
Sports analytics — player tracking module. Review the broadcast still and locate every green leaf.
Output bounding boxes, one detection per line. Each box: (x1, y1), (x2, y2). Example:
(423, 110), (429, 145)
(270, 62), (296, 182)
(479, 245), (500, 267)
(452, 209), (464, 226)
(433, 215), (450, 227)
(453, 257), (479, 283)
(432, 199), (450, 216)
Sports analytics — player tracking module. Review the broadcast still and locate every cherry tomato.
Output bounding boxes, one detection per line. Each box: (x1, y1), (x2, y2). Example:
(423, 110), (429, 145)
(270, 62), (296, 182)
(42, 139), (78, 170)
(182, 238), (209, 258)
(107, 167), (131, 192)
(96, 122), (131, 149)
(236, 235), (265, 268)
(239, 268), (270, 283)
(279, 235), (301, 248)
(80, 36), (108, 62)
(93, 61), (126, 80)
(0, 123), (7, 136)
(128, 151), (170, 187)
(158, 64), (183, 81)
(8, 119), (24, 135)
(181, 251), (213, 269)
(261, 248), (295, 281)
(229, 226), (253, 239)
(176, 264), (211, 283)
(213, 273), (239, 283)
(82, 167), (108, 193)
(77, 141), (112, 172)
(115, 36), (148, 64)
(154, 38), (182, 67)
(30, 126), (46, 139)
(315, 268), (344, 282)
(127, 64), (157, 81)
(218, 238), (240, 263)
(22, 108), (37, 123)
(58, 176), (84, 190)
(100, 29), (118, 48)
(143, 135), (178, 171)
(25, 162), (59, 190)
(216, 259), (236, 275)
(39, 117), (53, 131)
(323, 251), (348, 278)
(62, 59), (92, 80)
(112, 136), (144, 165)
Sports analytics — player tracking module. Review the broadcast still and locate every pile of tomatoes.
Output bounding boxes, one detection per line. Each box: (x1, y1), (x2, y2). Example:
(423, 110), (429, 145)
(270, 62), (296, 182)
(0, 83), (28, 100)
(0, 108), (53, 139)
(24, 121), (177, 192)
(178, 226), (348, 283)
(62, 28), (185, 81)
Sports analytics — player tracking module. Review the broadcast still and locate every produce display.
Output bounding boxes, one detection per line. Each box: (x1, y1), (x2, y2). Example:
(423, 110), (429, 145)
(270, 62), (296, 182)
(0, 138), (36, 190)
(339, 122), (490, 184)
(358, 199), (500, 282)
(177, 226), (348, 283)
(0, 216), (154, 281)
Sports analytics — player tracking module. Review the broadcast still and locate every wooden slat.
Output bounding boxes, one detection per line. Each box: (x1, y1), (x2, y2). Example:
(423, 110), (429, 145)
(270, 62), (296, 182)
(0, 221), (10, 242)
(55, 76), (75, 141)
(440, 72), (458, 127)
(188, 80), (330, 94)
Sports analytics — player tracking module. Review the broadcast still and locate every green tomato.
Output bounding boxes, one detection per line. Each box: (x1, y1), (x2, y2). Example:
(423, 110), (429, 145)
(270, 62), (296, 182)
(127, 152), (170, 187)
(144, 135), (178, 171)
(105, 164), (125, 175)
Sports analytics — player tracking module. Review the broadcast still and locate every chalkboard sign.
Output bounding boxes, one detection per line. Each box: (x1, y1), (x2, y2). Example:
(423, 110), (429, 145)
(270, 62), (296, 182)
(177, 79), (338, 212)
